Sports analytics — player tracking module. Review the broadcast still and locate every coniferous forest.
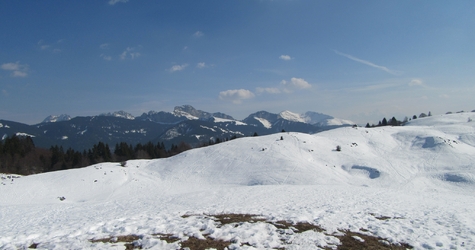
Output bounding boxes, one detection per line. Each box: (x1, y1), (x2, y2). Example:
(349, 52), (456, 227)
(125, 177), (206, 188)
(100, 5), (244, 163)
(0, 135), (194, 175)
(0, 134), (245, 175)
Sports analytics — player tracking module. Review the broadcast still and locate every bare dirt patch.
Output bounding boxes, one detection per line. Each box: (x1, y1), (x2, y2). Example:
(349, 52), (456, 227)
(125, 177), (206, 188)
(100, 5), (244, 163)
(179, 235), (231, 250)
(37, 213), (411, 249)
(337, 230), (412, 250)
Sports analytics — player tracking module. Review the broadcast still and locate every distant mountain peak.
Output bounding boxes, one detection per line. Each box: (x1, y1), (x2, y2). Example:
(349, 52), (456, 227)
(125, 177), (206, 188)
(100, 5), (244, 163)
(99, 111), (135, 120)
(173, 105), (202, 120)
(173, 105), (235, 121)
(41, 114), (71, 123)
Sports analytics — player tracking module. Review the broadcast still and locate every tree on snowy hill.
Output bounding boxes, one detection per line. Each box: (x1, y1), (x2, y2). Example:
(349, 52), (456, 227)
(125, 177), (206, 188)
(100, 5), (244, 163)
(389, 117), (398, 126)
(366, 115), (406, 128)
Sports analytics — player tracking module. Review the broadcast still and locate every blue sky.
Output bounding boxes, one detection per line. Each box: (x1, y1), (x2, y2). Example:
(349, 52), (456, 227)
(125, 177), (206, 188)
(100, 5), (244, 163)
(1, 0), (474, 124)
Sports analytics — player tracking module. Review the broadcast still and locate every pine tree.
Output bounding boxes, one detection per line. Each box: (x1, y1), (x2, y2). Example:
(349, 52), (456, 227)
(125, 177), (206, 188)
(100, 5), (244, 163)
(389, 117), (398, 126)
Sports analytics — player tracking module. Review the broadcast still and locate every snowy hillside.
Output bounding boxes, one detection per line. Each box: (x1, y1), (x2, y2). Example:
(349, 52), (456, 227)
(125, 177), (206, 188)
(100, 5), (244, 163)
(1, 113), (475, 249)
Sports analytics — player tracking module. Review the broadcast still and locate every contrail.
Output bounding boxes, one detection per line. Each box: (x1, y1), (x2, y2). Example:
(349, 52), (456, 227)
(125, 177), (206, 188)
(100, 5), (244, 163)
(334, 50), (402, 75)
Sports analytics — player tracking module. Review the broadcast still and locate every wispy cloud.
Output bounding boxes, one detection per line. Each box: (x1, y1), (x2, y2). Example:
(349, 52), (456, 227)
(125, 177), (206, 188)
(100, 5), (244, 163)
(256, 87), (281, 94)
(109, 0), (129, 5)
(100, 54), (112, 61)
(1, 62), (29, 77)
(256, 77), (311, 95)
(334, 50), (402, 75)
(408, 79), (425, 87)
(120, 47), (141, 60)
(281, 77), (312, 89)
(279, 55), (292, 61)
(349, 82), (402, 92)
(193, 31), (204, 38)
(219, 89), (255, 104)
(197, 62), (206, 69)
(169, 64), (188, 72)
(38, 39), (63, 53)
(100, 43), (110, 49)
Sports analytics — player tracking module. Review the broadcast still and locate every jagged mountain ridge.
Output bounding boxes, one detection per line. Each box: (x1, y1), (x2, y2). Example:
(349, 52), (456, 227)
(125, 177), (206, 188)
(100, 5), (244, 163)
(1, 105), (354, 151)
(99, 111), (135, 120)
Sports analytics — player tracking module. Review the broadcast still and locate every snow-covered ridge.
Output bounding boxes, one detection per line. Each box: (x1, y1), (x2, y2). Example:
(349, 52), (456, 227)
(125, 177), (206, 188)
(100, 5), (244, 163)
(99, 111), (135, 120)
(277, 110), (354, 126)
(319, 117), (355, 126)
(41, 114), (71, 123)
(279, 110), (306, 123)
(173, 110), (199, 120)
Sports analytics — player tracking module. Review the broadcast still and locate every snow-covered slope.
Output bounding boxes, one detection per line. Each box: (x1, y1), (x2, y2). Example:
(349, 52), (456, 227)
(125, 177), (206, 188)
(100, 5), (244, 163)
(279, 110), (306, 123)
(317, 117), (355, 126)
(1, 113), (475, 249)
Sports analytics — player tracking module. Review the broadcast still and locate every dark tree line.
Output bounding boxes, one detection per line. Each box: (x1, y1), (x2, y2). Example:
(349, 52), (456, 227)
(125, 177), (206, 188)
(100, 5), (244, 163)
(365, 112), (432, 128)
(365, 116), (403, 128)
(0, 135), (194, 175)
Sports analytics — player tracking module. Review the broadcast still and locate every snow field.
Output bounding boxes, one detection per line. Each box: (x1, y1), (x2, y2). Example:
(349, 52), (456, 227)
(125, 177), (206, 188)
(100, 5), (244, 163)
(1, 112), (474, 249)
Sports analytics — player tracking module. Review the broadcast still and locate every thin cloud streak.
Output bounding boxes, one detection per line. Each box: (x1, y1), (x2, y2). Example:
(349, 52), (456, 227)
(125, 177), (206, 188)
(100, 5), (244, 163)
(334, 50), (402, 75)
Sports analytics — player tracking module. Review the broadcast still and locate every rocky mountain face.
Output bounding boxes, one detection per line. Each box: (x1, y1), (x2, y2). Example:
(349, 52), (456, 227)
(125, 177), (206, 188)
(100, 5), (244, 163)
(0, 105), (354, 151)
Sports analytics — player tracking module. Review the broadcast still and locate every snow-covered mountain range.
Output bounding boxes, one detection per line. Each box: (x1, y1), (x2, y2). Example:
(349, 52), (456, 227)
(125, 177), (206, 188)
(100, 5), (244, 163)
(1, 112), (474, 249)
(1, 105), (354, 150)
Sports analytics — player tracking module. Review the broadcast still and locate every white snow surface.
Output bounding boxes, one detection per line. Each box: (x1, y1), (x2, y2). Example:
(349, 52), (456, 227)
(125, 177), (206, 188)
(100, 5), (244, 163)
(15, 132), (36, 138)
(173, 110), (199, 120)
(213, 117), (247, 125)
(320, 118), (355, 126)
(254, 117), (272, 129)
(1, 113), (475, 249)
(279, 110), (306, 123)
